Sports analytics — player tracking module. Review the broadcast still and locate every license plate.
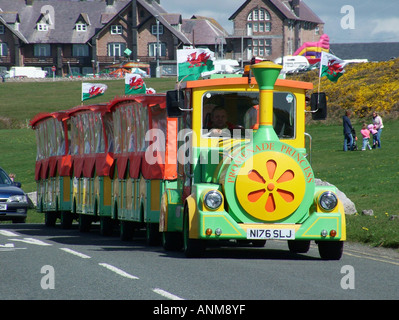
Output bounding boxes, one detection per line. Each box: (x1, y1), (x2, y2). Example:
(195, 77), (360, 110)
(0, 204), (6, 211)
(247, 228), (295, 240)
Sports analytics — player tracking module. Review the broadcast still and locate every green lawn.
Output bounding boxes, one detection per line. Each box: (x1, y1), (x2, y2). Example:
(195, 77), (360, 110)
(308, 121), (399, 219)
(307, 121), (399, 248)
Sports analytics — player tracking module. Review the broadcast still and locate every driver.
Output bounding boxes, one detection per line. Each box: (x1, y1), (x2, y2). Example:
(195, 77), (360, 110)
(206, 106), (233, 137)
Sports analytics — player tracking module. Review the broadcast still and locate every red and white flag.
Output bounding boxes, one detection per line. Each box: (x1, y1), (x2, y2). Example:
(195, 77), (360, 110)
(319, 51), (347, 82)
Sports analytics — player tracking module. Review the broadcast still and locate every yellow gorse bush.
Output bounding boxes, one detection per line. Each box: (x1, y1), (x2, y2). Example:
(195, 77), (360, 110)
(290, 58), (399, 122)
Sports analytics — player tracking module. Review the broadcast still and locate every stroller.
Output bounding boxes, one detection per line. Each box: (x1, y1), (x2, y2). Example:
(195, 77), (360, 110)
(347, 128), (358, 151)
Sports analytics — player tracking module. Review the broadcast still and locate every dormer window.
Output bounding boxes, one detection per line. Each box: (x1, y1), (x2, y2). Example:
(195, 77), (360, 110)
(36, 11), (52, 31)
(37, 23), (48, 31)
(75, 13), (90, 32)
(76, 23), (87, 32)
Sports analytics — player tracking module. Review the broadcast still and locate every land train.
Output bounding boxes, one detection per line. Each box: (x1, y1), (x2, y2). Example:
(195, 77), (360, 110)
(31, 62), (346, 260)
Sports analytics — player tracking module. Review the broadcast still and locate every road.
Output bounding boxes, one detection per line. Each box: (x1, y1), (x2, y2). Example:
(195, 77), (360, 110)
(1, 223), (398, 303)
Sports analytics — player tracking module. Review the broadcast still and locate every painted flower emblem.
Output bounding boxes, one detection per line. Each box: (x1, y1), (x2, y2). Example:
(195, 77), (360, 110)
(247, 160), (295, 213)
(235, 152), (306, 221)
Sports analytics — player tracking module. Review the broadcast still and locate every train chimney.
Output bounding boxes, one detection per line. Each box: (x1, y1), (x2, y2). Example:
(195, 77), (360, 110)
(251, 61), (282, 140)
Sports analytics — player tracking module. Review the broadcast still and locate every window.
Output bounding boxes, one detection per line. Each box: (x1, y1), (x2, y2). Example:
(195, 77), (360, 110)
(201, 91), (296, 139)
(37, 23), (48, 31)
(148, 42), (166, 57)
(107, 42), (126, 56)
(0, 25), (4, 34)
(247, 8), (271, 34)
(250, 39), (271, 57)
(73, 44), (89, 57)
(247, 8), (270, 21)
(151, 24), (164, 35)
(76, 23), (87, 32)
(111, 25), (122, 34)
(34, 44), (51, 57)
(0, 43), (8, 56)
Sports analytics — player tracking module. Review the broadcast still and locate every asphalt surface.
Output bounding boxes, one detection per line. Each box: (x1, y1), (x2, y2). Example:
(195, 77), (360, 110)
(1, 223), (398, 302)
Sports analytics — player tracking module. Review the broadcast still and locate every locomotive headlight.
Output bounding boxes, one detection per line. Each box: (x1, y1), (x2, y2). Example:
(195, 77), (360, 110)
(204, 190), (223, 210)
(318, 191), (338, 211)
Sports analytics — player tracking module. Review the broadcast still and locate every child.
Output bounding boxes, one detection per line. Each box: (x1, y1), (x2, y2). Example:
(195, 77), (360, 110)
(368, 124), (378, 148)
(360, 123), (372, 151)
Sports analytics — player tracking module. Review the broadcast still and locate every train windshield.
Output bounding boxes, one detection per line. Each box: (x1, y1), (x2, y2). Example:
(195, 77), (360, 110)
(201, 91), (296, 139)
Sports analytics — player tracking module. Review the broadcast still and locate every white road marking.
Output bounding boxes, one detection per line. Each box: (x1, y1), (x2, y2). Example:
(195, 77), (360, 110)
(10, 237), (52, 246)
(0, 230), (20, 237)
(0, 243), (14, 248)
(153, 288), (184, 300)
(98, 263), (139, 280)
(0, 243), (27, 252)
(60, 248), (91, 259)
(0, 248), (27, 252)
(2, 230), (184, 299)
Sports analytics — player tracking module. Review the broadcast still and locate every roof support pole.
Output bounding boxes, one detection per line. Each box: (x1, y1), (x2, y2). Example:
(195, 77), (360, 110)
(131, 0), (138, 61)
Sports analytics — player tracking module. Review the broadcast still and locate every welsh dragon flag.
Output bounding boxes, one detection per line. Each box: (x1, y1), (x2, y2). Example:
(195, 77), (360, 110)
(125, 73), (146, 95)
(82, 83), (107, 101)
(177, 48), (215, 81)
(319, 51), (347, 83)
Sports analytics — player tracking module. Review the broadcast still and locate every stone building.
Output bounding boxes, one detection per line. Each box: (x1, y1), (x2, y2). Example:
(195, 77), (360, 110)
(227, 0), (324, 62)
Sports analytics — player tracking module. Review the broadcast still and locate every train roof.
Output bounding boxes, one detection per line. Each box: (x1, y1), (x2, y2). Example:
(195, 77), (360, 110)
(30, 111), (68, 128)
(181, 76), (313, 90)
(107, 94), (167, 111)
(30, 94), (168, 128)
(66, 103), (109, 117)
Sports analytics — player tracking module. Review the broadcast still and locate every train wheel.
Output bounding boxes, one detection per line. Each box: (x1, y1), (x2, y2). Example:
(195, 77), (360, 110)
(288, 240), (310, 253)
(162, 232), (183, 251)
(146, 223), (161, 246)
(318, 241), (343, 260)
(79, 214), (92, 232)
(60, 211), (73, 229)
(44, 212), (57, 227)
(183, 211), (204, 258)
(120, 221), (134, 241)
(100, 216), (114, 236)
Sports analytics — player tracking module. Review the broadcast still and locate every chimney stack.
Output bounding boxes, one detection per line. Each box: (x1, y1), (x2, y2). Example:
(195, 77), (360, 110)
(291, 0), (300, 17)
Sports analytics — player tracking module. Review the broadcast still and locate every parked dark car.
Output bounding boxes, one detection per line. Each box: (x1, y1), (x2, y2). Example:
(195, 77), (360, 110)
(0, 167), (28, 223)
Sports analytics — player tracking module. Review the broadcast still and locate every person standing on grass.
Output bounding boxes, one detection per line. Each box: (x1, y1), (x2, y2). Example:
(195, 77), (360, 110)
(343, 110), (354, 151)
(372, 111), (383, 148)
(360, 123), (372, 151)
